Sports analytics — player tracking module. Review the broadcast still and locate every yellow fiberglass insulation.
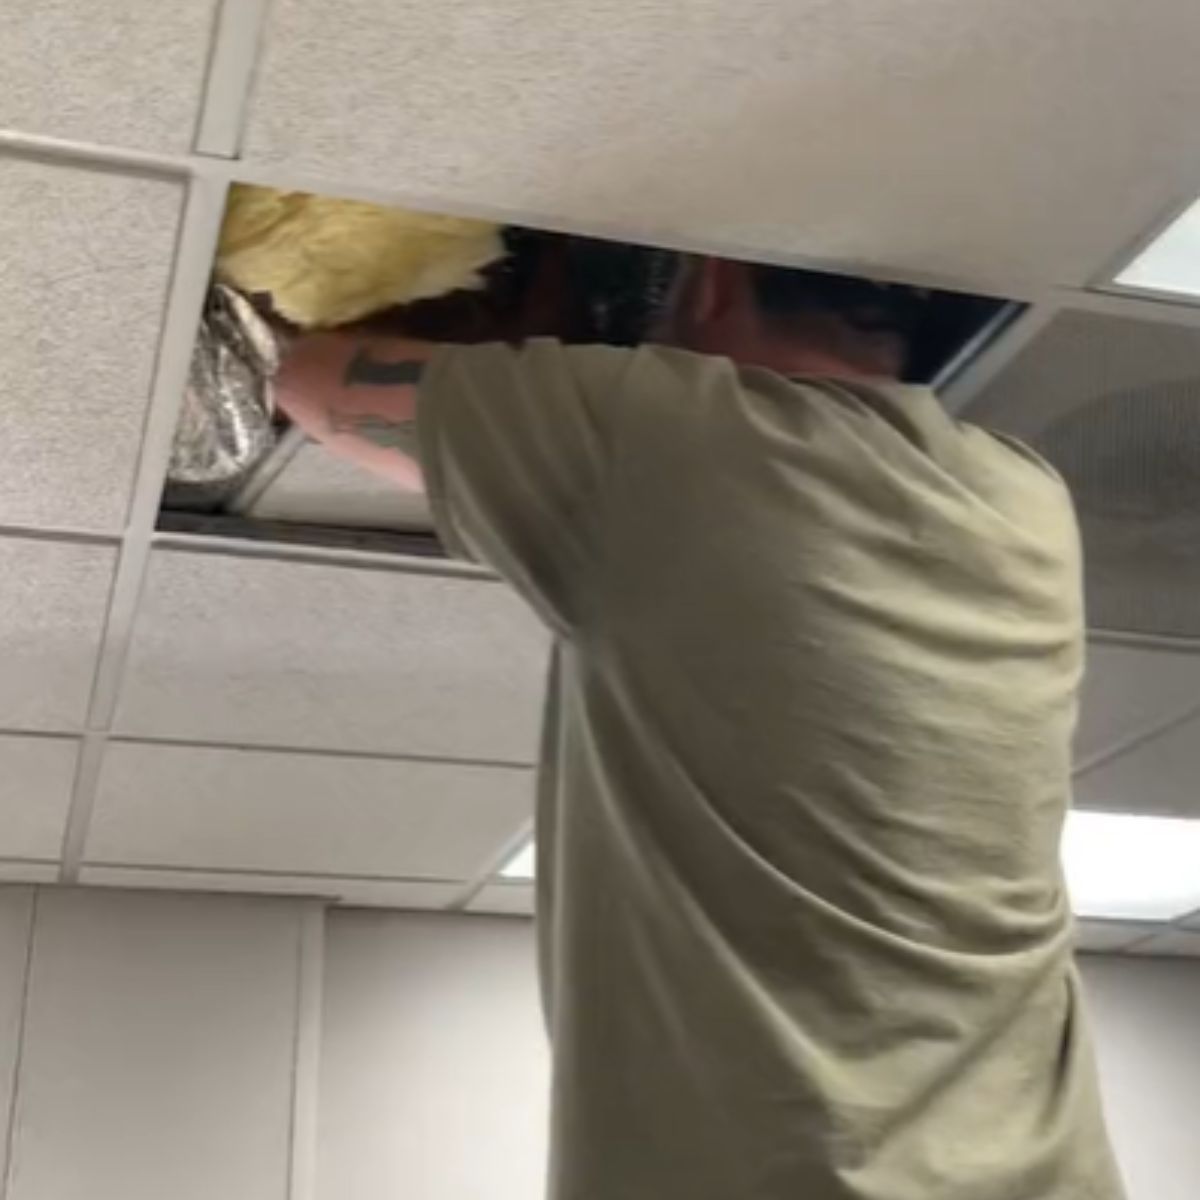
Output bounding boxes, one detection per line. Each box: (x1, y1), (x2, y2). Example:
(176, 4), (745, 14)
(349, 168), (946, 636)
(216, 184), (506, 329)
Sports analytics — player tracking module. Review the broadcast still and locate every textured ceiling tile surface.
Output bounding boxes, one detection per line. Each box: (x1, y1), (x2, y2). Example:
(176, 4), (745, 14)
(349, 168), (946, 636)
(251, 442), (434, 530)
(89, 741), (534, 879)
(0, 735), (78, 861)
(115, 550), (550, 759)
(0, 539), (115, 731)
(0, 160), (182, 531)
(1075, 712), (1200, 819)
(1075, 644), (1200, 767)
(0, 0), (220, 152)
(245, 0), (1200, 288)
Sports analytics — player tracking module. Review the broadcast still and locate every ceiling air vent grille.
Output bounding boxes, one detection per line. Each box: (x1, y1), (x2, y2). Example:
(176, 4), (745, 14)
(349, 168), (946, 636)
(964, 309), (1200, 640)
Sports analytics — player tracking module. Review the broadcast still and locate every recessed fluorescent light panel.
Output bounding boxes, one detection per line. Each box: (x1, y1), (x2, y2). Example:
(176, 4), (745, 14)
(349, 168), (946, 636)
(500, 812), (1200, 923)
(500, 841), (536, 881)
(1063, 810), (1200, 921)
(1115, 196), (1200, 299)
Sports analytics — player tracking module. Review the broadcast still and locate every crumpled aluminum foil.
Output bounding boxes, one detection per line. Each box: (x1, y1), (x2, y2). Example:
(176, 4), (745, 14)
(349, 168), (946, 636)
(167, 284), (281, 502)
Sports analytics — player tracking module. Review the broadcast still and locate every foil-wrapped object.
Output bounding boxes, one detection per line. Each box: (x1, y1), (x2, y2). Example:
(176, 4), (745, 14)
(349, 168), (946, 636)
(166, 284), (280, 504)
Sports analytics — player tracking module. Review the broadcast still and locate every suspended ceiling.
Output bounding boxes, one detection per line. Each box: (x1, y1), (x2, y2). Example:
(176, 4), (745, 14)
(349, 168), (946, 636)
(2, 1), (1200, 945)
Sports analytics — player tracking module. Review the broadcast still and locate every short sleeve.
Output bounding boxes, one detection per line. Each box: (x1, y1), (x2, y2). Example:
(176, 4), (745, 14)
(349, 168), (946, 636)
(418, 339), (632, 633)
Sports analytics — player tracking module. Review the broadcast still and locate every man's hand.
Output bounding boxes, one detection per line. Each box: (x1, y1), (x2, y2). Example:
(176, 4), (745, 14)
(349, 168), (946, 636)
(274, 330), (437, 492)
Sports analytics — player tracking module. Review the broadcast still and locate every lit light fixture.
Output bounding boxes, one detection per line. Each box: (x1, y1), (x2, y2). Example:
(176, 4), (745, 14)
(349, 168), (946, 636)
(498, 813), (1200, 923)
(1063, 810), (1200, 921)
(1115, 196), (1200, 299)
(499, 841), (536, 881)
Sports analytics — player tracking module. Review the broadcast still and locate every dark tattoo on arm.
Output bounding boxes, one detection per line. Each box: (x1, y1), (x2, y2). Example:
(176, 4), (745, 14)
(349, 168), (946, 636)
(342, 347), (426, 388)
(325, 345), (427, 459)
(328, 412), (421, 459)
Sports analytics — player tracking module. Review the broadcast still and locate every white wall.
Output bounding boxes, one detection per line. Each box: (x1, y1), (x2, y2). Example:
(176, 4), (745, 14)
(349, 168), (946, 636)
(317, 912), (549, 1200)
(319, 912), (1200, 1200)
(2, 891), (1197, 1200)
(0, 890), (34, 1189)
(0, 886), (314, 1200)
(1081, 958), (1200, 1200)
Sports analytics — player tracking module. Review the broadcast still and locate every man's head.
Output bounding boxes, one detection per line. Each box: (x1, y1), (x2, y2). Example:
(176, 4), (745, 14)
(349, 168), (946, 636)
(661, 257), (931, 381)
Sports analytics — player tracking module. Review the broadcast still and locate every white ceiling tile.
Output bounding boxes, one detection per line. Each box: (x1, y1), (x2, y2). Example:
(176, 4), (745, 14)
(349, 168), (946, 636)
(115, 549), (549, 760)
(1126, 929), (1200, 959)
(0, 538), (115, 731)
(245, 1), (1200, 289)
(78, 866), (459, 910)
(0, 0), (220, 152)
(1075, 643), (1200, 768)
(0, 159), (182, 531)
(1075, 713), (1200, 819)
(1074, 919), (1158, 955)
(251, 441), (434, 531)
(467, 883), (535, 918)
(10, 889), (298, 1200)
(0, 735), (77, 861)
(88, 741), (534, 880)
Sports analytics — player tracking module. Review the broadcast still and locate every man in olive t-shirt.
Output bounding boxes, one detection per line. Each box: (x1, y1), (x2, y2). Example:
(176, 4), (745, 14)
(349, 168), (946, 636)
(276, 257), (1125, 1199)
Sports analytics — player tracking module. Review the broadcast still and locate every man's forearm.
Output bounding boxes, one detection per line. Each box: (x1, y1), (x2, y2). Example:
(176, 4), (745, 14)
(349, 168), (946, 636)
(274, 331), (437, 491)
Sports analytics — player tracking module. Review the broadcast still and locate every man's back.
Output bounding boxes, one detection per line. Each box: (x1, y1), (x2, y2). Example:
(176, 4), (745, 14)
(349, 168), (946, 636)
(420, 340), (1124, 1199)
